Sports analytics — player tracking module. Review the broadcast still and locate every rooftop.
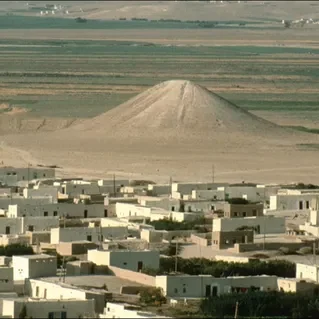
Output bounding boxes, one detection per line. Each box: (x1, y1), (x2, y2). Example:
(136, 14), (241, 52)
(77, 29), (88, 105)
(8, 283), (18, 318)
(14, 254), (55, 260)
(44, 275), (149, 292)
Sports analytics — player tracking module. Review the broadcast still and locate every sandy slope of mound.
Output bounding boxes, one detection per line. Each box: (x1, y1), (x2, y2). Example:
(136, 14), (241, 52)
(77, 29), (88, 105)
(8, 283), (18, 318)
(71, 80), (303, 143)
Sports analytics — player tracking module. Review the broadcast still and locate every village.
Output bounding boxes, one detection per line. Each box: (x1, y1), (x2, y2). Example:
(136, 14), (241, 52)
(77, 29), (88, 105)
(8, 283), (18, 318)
(0, 166), (317, 318)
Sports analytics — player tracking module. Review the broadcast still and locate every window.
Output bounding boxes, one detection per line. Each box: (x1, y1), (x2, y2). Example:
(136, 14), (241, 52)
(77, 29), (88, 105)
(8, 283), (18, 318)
(28, 225), (34, 232)
(36, 286), (39, 297)
(188, 206), (192, 212)
(171, 206), (175, 211)
(43, 174), (46, 177)
(299, 201), (303, 210)
(252, 209), (257, 216)
(44, 211), (48, 217)
(53, 211), (58, 216)
(123, 262), (127, 265)
(183, 287), (186, 293)
(234, 212), (238, 217)
(306, 201), (310, 209)
(174, 288), (178, 293)
(87, 235), (92, 241)
(242, 212), (247, 217)
(5, 226), (10, 235)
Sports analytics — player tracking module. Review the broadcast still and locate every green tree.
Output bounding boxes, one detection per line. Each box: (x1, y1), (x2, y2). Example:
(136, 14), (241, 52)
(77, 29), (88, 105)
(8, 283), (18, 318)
(140, 287), (166, 306)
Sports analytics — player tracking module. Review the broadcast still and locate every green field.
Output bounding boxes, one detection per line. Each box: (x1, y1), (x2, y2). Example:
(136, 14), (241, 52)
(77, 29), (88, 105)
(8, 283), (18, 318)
(0, 37), (318, 119)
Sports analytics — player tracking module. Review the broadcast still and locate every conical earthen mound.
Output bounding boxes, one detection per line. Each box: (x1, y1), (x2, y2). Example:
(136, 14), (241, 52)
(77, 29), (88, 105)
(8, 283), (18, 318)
(74, 80), (298, 141)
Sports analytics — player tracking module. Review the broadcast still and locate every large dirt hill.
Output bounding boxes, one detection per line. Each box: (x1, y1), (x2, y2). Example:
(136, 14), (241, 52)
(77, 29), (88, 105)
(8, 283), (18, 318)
(70, 79), (303, 143)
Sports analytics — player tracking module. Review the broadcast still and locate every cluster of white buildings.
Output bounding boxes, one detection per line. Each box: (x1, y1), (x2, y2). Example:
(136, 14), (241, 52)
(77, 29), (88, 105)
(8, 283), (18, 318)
(0, 167), (318, 317)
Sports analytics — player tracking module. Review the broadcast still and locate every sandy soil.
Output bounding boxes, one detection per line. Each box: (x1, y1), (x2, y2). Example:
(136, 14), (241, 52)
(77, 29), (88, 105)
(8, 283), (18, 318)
(1, 28), (319, 48)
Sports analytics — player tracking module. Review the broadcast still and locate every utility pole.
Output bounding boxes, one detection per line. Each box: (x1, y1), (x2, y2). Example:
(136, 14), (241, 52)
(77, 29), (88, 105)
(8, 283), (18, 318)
(263, 216), (266, 251)
(113, 174), (116, 197)
(99, 223), (103, 250)
(62, 256), (66, 283)
(36, 237), (40, 254)
(174, 239), (178, 273)
(234, 301), (239, 319)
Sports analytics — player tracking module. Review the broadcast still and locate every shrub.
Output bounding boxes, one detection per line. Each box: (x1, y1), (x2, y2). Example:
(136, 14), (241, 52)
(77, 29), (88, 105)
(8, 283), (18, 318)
(0, 243), (34, 257)
(200, 291), (319, 318)
(156, 257), (296, 278)
(297, 246), (313, 255)
(140, 287), (166, 306)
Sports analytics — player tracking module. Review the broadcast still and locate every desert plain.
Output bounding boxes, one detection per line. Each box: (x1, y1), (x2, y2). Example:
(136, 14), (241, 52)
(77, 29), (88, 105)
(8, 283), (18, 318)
(0, 1), (319, 184)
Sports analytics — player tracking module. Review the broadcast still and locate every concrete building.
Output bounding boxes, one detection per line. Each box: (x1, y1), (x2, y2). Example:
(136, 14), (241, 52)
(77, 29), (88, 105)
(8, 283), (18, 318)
(141, 229), (195, 243)
(269, 189), (319, 211)
(87, 249), (160, 272)
(296, 263), (319, 283)
(0, 267), (14, 292)
(100, 302), (171, 318)
(147, 184), (171, 196)
(7, 202), (107, 218)
(25, 279), (105, 314)
(212, 216), (285, 234)
(277, 278), (319, 294)
(223, 183), (266, 202)
(191, 188), (225, 201)
(300, 207), (319, 237)
(137, 196), (180, 212)
(23, 186), (58, 204)
(50, 226), (128, 244)
(1, 298), (95, 319)
(181, 199), (216, 213)
(0, 196), (53, 210)
(12, 255), (57, 281)
(0, 234), (30, 246)
(212, 230), (254, 249)
(0, 217), (58, 235)
(0, 167), (55, 187)
(155, 275), (278, 298)
(223, 202), (264, 218)
(56, 241), (98, 256)
(171, 182), (229, 197)
(214, 255), (255, 263)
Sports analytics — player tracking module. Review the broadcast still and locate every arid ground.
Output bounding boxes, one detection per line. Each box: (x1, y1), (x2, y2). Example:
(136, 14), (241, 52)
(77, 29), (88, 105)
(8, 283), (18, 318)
(0, 1), (318, 183)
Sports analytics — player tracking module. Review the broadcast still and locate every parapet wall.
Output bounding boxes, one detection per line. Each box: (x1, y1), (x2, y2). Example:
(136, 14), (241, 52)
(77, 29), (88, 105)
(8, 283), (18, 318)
(234, 241), (314, 253)
(107, 265), (156, 286)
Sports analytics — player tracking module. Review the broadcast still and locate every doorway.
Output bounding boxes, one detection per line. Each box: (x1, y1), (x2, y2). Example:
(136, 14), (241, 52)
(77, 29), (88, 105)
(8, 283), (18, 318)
(84, 210), (88, 218)
(205, 285), (211, 297)
(212, 286), (218, 297)
(5, 226), (10, 235)
(104, 209), (108, 217)
(137, 261), (143, 272)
